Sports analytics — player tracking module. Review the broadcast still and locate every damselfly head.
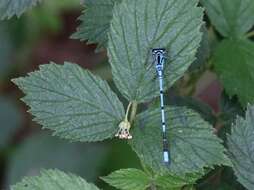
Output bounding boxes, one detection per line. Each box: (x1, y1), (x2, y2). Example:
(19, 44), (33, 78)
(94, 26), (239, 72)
(152, 48), (166, 71)
(152, 48), (166, 53)
(152, 48), (166, 57)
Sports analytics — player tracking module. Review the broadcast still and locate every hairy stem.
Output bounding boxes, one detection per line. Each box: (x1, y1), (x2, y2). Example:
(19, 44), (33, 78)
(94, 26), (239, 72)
(125, 102), (132, 121)
(130, 101), (138, 124)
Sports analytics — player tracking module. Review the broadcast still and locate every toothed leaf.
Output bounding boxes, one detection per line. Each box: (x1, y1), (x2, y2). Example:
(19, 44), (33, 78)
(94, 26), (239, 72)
(13, 63), (124, 142)
(108, 0), (203, 102)
(227, 105), (254, 190)
(102, 168), (202, 190)
(11, 169), (99, 190)
(213, 39), (254, 106)
(130, 106), (230, 174)
(72, 0), (121, 52)
(0, 0), (41, 20)
(201, 0), (254, 37)
(102, 169), (150, 190)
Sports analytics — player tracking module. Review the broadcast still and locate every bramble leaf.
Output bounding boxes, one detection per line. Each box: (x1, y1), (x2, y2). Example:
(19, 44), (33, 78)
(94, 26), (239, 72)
(101, 169), (150, 190)
(227, 105), (254, 190)
(218, 92), (244, 142)
(213, 39), (254, 106)
(130, 106), (230, 175)
(102, 168), (202, 190)
(0, 0), (41, 20)
(12, 63), (124, 142)
(154, 172), (202, 189)
(219, 92), (244, 127)
(189, 25), (210, 72)
(11, 169), (99, 190)
(201, 0), (254, 37)
(108, 0), (203, 102)
(72, 0), (120, 52)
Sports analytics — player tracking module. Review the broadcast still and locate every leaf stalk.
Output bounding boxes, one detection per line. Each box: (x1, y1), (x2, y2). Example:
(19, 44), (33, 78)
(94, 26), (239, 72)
(130, 101), (138, 124)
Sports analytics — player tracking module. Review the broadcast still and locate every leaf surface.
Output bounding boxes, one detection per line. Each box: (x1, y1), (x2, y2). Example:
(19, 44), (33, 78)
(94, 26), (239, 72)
(227, 105), (254, 190)
(0, 0), (41, 19)
(108, 0), (203, 102)
(102, 168), (202, 190)
(201, 0), (254, 37)
(11, 169), (99, 190)
(13, 63), (124, 142)
(130, 106), (230, 174)
(102, 169), (150, 190)
(213, 39), (254, 106)
(72, 0), (120, 52)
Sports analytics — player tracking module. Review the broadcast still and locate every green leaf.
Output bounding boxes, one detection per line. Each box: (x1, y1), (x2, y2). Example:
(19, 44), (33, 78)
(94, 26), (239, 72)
(7, 131), (109, 185)
(108, 0), (203, 102)
(213, 39), (254, 106)
(168, 95), (216, 125)
(72, 0), (120, 52)
(0, 0), (41, 20)
(189, 25), (210, 72)
(12, 62), (124, 142)
(11, 169), (99, 190)
(102, 168), (202, 190)
(129, 106), (230, 175)
(101, 169), (150, 190)
(218, 92), (244, 143)
(227, 105), (254, 190)
(0, 96), (22, 148)
(201, 0), (254, 37)
(154, 172), (202, 189)
(219, 92), (244, 127)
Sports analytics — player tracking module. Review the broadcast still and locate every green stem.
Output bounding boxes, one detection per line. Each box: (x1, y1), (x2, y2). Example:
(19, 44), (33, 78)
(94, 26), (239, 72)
(130, 101), (138, 124)
(125, 102), (132, 121)
(246, 31), (254, 38)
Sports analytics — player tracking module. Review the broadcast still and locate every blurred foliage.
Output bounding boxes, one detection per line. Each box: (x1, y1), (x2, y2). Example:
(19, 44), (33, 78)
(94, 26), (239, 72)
(23, 0), (81, 39)
(6, 0), (80, 46)
(0, 96), (22, 148)
(0, 23), (14, 80)
(6, 131), (110, 186)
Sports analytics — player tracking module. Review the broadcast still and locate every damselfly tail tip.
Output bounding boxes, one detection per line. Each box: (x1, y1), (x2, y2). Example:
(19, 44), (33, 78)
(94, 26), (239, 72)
(163, 151), (171, 164)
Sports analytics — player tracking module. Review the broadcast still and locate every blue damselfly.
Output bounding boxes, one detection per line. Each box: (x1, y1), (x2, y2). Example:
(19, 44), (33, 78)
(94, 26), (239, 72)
(152, 48), (170, 164)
